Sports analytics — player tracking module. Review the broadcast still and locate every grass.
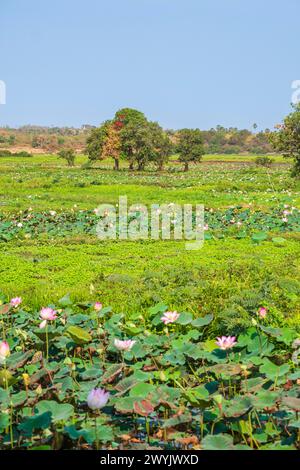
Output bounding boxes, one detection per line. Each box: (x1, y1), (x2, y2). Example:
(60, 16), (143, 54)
(0, 154), (298, 213)
(202, 153), (287, 163)
(1, 236), (300, 331)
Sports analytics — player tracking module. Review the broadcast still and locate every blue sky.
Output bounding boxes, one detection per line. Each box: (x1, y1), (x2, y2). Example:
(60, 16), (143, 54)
(0, 0), (299, 129)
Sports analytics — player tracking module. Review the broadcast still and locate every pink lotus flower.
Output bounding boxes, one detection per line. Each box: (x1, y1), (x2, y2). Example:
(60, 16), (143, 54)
(114, 339), (136, 351)
(94, 302), (102, 312)
(216, 336), (237, 350)
(161, 311), (180, 325)
(39, 307), (57, 329)
(0, 341), (10, 363)
(10, 297), (22, 308)
(258, 307), (267, 319)
(87, 388), (110, 410)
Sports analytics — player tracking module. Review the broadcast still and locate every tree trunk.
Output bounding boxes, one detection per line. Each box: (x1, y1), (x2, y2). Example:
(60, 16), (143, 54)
(158, 162), (164, 172)
(129, 162), (134, 170)
(137, 162), (144, 171)
(184, 162), (189, 172)
(114, 159), (120, 170)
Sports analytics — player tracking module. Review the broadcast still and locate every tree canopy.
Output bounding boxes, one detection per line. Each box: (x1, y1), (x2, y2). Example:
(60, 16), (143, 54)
(177, 128), (205, 171)
(86, 108), (173, 171)
(269, 103), (300, 176)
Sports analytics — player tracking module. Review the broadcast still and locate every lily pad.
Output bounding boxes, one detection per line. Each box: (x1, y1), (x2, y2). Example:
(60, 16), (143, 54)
(35, 400), (74, 422)
(65, 325), (92, 344)
(201, 434), (234, 450)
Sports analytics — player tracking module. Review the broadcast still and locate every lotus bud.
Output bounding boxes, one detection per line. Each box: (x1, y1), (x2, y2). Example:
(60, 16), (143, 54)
(0, 341), (10, 363)
(87, 388), (110, 410)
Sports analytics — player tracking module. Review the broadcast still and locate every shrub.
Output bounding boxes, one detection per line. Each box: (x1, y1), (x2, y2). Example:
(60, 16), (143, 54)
(0, 150), (11, 157)
(255, 156), (273, 167)
(58, 149), (76, 167)
(0, 150), (32, 158)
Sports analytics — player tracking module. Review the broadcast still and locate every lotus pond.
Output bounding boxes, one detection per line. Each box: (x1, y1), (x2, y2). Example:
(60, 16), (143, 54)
(0, 205), (300, 242)
(0, 296), (299, 450)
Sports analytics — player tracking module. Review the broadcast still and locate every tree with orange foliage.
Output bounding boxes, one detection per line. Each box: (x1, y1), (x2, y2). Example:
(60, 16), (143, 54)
(102, 123), (122, 170)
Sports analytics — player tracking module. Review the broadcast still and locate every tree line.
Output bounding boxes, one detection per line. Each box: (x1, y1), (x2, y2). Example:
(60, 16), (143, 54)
(6, 105), (298, 174)
(85, 108), (205, 172)
(83, 105), (300, 175)
(0, 116), (274, 157)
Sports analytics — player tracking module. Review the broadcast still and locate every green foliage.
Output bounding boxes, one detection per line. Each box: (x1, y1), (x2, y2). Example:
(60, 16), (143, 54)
(177, 128), (205, 171)
(0, 152), (299, 450)
(269, 103), (300, 176)
(0, 297), (299, 450)
(0, 150), (32, 158)
(255, 156), (273, 167)
(66, 325), (92, 344)
(34, 401), (74, 423)
(119, 118), (154, 171)
(58, 149), (76, 167)
(85, 120), (110, 162)
(148, 121), (173, 170)
(85, 108), (172, 171)
(1, 205), (299, 242)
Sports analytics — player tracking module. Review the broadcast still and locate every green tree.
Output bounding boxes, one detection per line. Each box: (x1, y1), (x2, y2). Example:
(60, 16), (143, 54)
(148, 121), (172, 171)
(120, 120), (154, 171)
(85, 120), (110, 163)
(114, 107), (146, 127)
(85, 108), (171, 171)
(8, 135), (16, 145)
(58, 148), (76, 167)
(117, 108), (148, 170)
(86, 109), (148, 170)
(269, 103), (300, 176)
(177, 128), (204, 171)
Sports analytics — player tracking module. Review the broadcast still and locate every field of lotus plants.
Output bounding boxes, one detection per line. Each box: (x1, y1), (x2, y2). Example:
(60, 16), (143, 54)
(0, 204), (299, 242)
(0, 295), (299, 450)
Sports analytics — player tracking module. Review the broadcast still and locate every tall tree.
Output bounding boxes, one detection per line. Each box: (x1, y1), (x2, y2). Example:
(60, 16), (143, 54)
(269, 103), (300, 176)
(148, 121), (172, 171)
(115, 108), (146, 127)
(85, 120), (110, 163)
(85, 108), (171, 171)
(177, 128), (205, 171)
(117, 108), (148, 170)
(102, 123), (122, 170)
(120, 121), (153, 171)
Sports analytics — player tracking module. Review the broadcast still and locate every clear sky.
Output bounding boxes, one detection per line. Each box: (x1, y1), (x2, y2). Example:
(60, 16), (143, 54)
(0, 0), (299, 130)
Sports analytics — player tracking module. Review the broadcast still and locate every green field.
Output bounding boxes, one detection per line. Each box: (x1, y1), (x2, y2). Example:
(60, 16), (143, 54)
(0, 154), (300, 331)
(0, 153), (297, 213)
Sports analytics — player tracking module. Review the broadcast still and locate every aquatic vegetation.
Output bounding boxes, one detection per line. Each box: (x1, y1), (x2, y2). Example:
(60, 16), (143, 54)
(0, 297), (299, 450)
